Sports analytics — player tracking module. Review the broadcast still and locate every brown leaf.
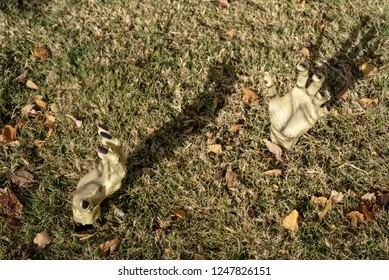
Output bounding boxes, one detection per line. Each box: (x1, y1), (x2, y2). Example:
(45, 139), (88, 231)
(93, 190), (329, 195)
(263, 139), (282, 161)
(283, 210), (299, 231)
(230, 124), (243, 134)
(213, 169), (225, 180)
(0, 125), (17, 145)
(35, 99), (46, 109)
(33, 230), (51, 249)
(242, 88), (258, 104)
(13, 69), (29, 83)
(360, 62), (377, 76)
(362, 205), (375, 222)
(26, 80), (39, 90)
(44, 114), (56, 129)
(377, 193), (389, 209)
(213, 97), (219, 110)
(50, 103), (59, 113)
(5, 170), (34, 186)
(66, 114), (82, 128)
(360, 97), (378, 105)
(33, 47), (50, 60)
(346, 211), (365, 227)
(0, 188), (23, 219)
(99, 237), (120, 254)
(226, 171), (237, 186)
(21, 104), (38, 118)
(310, 196), (328, 207)
(225, 29), (237, 38)
(208, 144), (222, 155)
(218, 0), (230, 8)
(300, 47), (310, 58)
(336, 87), (350, 101)
(361, 193), (376, 202)
(263, 169), (282, 176)
(170, 209), (186, 219)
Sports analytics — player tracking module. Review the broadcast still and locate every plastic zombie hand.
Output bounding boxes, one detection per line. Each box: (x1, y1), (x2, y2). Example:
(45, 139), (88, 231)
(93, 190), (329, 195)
(72, 124), (127, 225)
(263, 62), (333, 150)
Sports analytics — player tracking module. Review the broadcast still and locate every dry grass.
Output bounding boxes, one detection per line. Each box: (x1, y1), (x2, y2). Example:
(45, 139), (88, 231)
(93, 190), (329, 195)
(0, 0), (388, 259)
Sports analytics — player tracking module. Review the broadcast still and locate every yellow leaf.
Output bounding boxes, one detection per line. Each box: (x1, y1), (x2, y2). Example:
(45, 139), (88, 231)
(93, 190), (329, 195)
(226, 171), (237, 186)
(33, 47), (50, 60)
(346, 211), (365, 227)
(208, 144), (222, 155)
(360, 62), (377, 76)
(360, 97), (378, 105)
(33, 230), (51, 249)
(310, 196), (328, 207)
(170, 209), (186, 219)
(263, 169), (282, 176)
(230, 124), (243, 133)
(283, 210), (299, 231)
(26, 80), (39, 90)
(99, 237), (120, 254)
(300, 47), (310, 58)
(226, 29), (237, 38)
(35, 99), (46, 109)
(242, 88), (258, 103)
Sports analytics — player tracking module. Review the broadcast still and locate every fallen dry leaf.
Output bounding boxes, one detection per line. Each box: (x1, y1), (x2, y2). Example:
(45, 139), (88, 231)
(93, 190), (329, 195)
(208, 144), (222, 155)
(218, 0), (230, 8)
(66, 114), (82, 128)
(50, 103), (59, 113)
(336, 87), (350, 101)
(35, 99), (46, 109)
(213, 169), (225, 180)
(242, 88), (258, 104)
(331, 109), (339, 117)
(297, 0), (305, 9)
(283, 210), (299, 231)
(213, 97), (219, 110)
(206, 131), (213, 139)
(310, 196), (328, 207)
(34, 140), (46, 147)
(329, 190), (344, 204)
(0, 187), (23, 219)
(33, 47), (50, 60)
(44, 114), (56, 129)
(300, 47), (310, 58)
(0, 125), (17, 145)
(346, 211), (365, 227)
(21, 104), (38, 118)
(5, 170), (34, 186)
(99, 237), (120, 254)
(318, 200), (333, 219)
(170, 209), (186, 219)
(226, 171), (237, 186)
(13, 69), (29, 83)
(377, 193), (389, 209)
(33, 230), (51, 249)
(21, 158), (31, 166)
(71, 233), (96, 241)
(360, 97), (378, 105)
(263, 169), (282, 176)
(263, 139), (282, 161)
(26, 80), (39, 90)
(360, 62), (377, 76)
(230, 124), (243, 134)
(226, 29), (237, 38)
(361, 193), (376, 202)
(362, 205), (375, 222)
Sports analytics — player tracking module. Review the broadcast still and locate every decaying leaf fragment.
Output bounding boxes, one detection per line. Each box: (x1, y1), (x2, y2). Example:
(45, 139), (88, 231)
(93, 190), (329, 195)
(230, 124), (243, 134)
(66, 114), (82, 128)
(377, 193), (389, 209)
(263, 139), (282, 161)
(33, 47), (50, 60)
(263, 169), (282, 176)
(5, 171), (34, 186)
(226, 171), (237, 186)
(360, 62), (377, 76)
(170, 209), (186, 219)
(21, 104), (38, 118)
(26, 80), (39, 90)
(218, 0), (230, 8)
(300, 47), (310, 58)
(318, 191), (344, 219)
(361, 193), (376, 202)
(0, 125), (17, 145)
(283, 210), (299, 231)
(346, 211), (365, 227)
(362, 205), (375, 222)
(226, 29), (237, 38)
(242, 88), (258, 104)
(99, 237), (120, 254)
(0, 187), (23, 219)
(33, 230), (51, 249)
(13, 69), (29, 83)
(208, 144), (223, 155)
(310, 196), (328, 207)
(360, 97), (378, 105)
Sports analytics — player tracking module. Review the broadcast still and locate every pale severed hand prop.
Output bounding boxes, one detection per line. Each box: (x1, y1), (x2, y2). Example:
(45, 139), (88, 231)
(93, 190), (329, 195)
(264, 62), (333, 150)
(72, 124), (127, 225)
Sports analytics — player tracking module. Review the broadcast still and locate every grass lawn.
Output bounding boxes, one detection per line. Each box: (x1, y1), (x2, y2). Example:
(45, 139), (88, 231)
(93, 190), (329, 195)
(0, 0), (388, 259)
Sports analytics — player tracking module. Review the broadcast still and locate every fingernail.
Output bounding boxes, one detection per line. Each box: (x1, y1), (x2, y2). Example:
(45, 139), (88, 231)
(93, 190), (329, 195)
(99, 131), (112, 139)
(98, 146), (109, 154)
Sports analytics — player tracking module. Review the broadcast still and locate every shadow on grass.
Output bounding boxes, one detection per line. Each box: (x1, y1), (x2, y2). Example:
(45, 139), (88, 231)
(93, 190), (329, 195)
(309, 15), (382, 98)
(0, 0), (48, 15)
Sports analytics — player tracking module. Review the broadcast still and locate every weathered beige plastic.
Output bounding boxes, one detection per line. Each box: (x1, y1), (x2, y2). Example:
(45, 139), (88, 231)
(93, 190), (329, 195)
(72, 125), (127, 225)
(264, 62), (333, 150)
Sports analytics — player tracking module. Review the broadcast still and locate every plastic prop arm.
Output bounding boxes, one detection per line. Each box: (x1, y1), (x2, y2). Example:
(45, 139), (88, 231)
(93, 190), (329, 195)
(264, 62), (333, 150)
(72, 124), (127, 225)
